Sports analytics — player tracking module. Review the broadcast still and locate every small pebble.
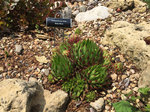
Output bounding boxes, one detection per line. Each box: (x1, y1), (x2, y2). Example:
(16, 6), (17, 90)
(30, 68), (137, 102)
(122, 75), (127, 80)
(41, 69), (49, 76)
(29, 77), (37, 82)
(121, 94), (127, 100)
(0, 75), (3, 79)
(15, 44), (23, 54)
(110, 73), (117, 81)
(133, 87), (139, 92)
(105, 105), (111, 110)
(130, 69), (135, 74)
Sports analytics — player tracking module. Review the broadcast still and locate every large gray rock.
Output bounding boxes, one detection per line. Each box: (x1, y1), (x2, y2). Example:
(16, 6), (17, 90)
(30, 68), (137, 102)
(62, 7), (72, 19)
(0, 79), (69, 112)
(44, 90), (69, 112)
(138, 66), (150, 88)
(0, 79), (45, 112)
(102, 21), (150, 87)
(105, 0), (147, 13)
(102, 21), (150, 70)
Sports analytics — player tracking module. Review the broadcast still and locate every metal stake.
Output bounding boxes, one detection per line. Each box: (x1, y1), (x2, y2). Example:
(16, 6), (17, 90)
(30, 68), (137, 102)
(63, 28), (64, 42)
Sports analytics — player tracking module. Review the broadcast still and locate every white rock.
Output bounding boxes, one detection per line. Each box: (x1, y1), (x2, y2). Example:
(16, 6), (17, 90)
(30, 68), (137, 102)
(138, 66), (150, 88)
(79, 5), (87, 12)
(111, 73), (117, 81)
(90, 98), (104, 112)
(121, 94), (127, 100)
(133, 87), (139, 92)
(62, 7), (72, 19)
(75, 4), (110, 22)
(0, 79), (69, 112)
(72, 10), (80, 16)
(15, 44), (23, 54)
(0, 67), (4, 72)
(35, 56), (49, 63)
(29, 77), (37, 82)
(41, 69), (49, 76)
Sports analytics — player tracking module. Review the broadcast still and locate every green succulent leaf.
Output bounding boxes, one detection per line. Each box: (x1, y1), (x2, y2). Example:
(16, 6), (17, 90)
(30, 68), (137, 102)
(138, 87), (150, 95)
(113, 100), (139, 112)
(145, 104), (150, 112)
(85, 91), (96, 102)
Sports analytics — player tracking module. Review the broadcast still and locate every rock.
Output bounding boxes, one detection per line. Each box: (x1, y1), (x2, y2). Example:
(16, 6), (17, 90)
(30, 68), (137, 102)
(0, 79), (45, 112)
(15, 44), (23, 54)
(105, 0), (147, 13)
(41, 69), (49, 76)
(105, 105), (111, 110)
(102, 21), (150, 71)
(110, 73), (117, 81)
(121, 94), (127, 100)
(138, 66), (150, 88)
(0, 75), (2, 79)
(36, 34), (50, 40)
(90, 107), (96, 112)
(90, 98), (104, 112)
(0, 79), (69, 112)
(62, 7), (72, 19)
(130, 73), (140, 81)
(0, 67), (4, 72)
(29, 77), (38, 82)
(133, 0), (148, 13)
(35, 56), (49, 63)
(130, 69), (135, 74)
(43, 90), (69, 112)
(144, 36), (150, 45)
(79, 5), (87, 12)
(72, 10), (80, 16)
(133, 87), (139, 92)
(121, 75), (127, 80)
(75, 4), (110, 22)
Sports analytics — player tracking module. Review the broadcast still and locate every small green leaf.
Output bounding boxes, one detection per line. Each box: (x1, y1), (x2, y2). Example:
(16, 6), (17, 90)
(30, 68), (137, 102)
(145, 104), (150, 112)
(138, 87), (150, 95)
(129, 96), (138, 101)
(113, 100), (139, 112)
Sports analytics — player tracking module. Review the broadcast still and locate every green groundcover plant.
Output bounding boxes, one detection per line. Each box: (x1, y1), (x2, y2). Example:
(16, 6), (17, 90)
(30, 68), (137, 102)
(113, 87), (150, 112)
(49, 36), (123, 101)
(143, 0), (150, 8)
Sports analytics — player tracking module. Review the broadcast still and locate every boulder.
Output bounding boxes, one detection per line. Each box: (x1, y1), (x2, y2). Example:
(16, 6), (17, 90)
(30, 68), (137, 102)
(0, 79), (69, 112)
(44, 90), (69, 112)
(102, 21), (150, 87)
(102, 21), (150, 71)
(75, 4), (110, 22)
(105, 0), (147, 13)
(0, 79), (45, 112)
(138, 66), (150, 88)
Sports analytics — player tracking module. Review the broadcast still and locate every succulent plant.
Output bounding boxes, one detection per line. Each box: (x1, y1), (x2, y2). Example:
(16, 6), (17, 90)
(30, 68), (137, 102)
(82, 64), (108, 89)
(113, 62), (123, 72)
(50, 37), (113, 101)
(85, 91), (96, 102)
(62, 74), (85, 99)
(51, 53), (73, 80)
(75, 28), (82, 35)
(70, 39), (103, 68)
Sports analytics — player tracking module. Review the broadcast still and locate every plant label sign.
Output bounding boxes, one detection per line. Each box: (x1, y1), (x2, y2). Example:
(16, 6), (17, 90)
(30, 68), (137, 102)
(46, 17), (72, 28)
